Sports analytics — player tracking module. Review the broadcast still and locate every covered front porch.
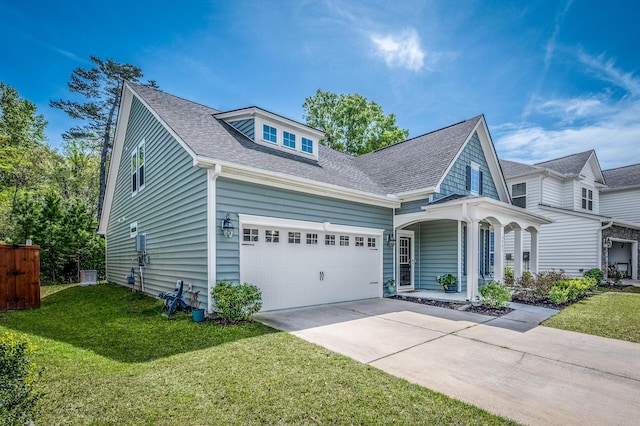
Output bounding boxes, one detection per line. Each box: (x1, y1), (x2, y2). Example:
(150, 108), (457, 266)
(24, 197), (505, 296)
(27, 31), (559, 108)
(392, 196), (551, 302)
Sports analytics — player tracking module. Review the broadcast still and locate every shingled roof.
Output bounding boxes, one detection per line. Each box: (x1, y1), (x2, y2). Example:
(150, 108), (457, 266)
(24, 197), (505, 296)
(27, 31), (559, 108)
(535, 150), (594, 176)
(602, 163), (640, 189)
(353, 116), (483, 194)
(128, 83), (485, 197)
(499, 159), (541, 178)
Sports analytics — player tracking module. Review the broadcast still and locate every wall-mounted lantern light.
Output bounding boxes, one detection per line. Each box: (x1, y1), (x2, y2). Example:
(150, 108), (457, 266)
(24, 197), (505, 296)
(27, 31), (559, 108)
(386, 234), (396, 247)
(221, 213), (234, 239)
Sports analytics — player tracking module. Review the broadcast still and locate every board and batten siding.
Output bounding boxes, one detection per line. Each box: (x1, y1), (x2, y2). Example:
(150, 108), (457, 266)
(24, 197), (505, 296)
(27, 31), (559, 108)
(215, 177), (394, 284)
(600, 189), (640, 223)
(106, 97), (209, 300)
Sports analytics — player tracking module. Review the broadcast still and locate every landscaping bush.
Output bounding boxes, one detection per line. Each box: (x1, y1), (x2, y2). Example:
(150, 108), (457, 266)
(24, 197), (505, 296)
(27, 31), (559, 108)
(0, 332), (42, 425)
(212, 280), (262, 321)
(548, 277), (597, 305)
(515, 269), (569, 302)
(479, 281), (512, 308)
(504, 266), (514, 286)
(584, 268), (604, 283)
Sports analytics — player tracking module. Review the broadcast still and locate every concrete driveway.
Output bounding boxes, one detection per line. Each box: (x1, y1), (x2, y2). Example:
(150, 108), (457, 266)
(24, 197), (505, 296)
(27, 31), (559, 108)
(256, 298), (640, 426)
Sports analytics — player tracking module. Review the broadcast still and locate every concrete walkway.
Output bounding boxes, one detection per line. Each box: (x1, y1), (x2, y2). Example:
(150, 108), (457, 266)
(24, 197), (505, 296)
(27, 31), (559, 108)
(257, 298), (640, 426)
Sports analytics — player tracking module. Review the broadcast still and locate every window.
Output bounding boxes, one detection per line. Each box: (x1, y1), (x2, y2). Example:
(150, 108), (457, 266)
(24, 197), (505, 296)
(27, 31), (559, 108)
(582, 188), (593, 210)
(340, 236), (349, 246)
(367, 237), (376, 248)
(306, 233), (318, 244)
(301, 137), (313, 154)
(355, 237), (364, 247)
(263, 124), (277, 143)
(131, 140), (145, 195)
(325, 235), (335, 246)
(512, 183), (526, 208)
(243, 228), (258, 242)
(466, 163), (483, 195)
(265, 230), (279, 243)
(288, 232), (301, 244)
(283, 131), (296, 149)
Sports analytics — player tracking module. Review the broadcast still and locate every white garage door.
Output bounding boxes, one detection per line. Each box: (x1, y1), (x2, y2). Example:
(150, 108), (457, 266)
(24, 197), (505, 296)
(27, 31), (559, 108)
(239, 216), (382, 311)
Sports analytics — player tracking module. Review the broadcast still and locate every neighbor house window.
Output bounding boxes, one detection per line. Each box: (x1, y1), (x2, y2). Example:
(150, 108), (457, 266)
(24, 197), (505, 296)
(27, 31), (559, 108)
(131, 140), (145, 195)
(367, 237), (376, 248)
(243, 228), (258, 242)
(340, 236), (349, 246)
(283, 131), (296, 149)
(288, 232), (301, 244)
(263, 124), (277, 143)
(355, 237), (364, 247)
(265, 230), (279, 243)
(512, 183), (526, 208)
(306, 233), (318, 244)
(301, 137), (313, 154)
(582, 188), (593, 210)
(325, 235), (335, 246)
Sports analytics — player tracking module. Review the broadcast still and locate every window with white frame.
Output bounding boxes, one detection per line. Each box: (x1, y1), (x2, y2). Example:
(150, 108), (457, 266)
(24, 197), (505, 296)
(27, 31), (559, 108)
(265, 230), (279, 243)
(470, 163), (480, 194)
(301, 137), (313, 154)
(512, 183), (526, 208)
(243, 228), (258, 242)
(263, 124), (277, 143)
(131, 140), (145, 195)
(306, 233), (318, 244)
(582, 188), (593, 210)
(288, 232), (301, 244)
(355, 236), (364, 247)
(340, 235), (349, 246)
(283, 131), (296, 149)
(325, 234), (335, 246)
(367, 237), (376, 248)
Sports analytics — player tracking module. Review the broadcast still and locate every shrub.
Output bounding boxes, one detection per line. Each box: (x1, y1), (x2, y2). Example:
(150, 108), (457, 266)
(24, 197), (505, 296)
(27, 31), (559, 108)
(504, 267), (514, 286)
(480, 281), (512, 308)
(548, 277), (597, 305)
(211, 280), (262, 321)
(0, 332), (42, 424)
(584, 268), (604, 283)
(548, 285), (571, 305)
(515, 269), (568, 302)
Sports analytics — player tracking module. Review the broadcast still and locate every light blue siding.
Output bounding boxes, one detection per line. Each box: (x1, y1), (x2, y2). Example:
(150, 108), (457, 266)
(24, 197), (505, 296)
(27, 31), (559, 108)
(435, 132), (499, 202)
(216, 178), (394, 284)
(106, 97), (209, 300)
(229, 119), (255, 141)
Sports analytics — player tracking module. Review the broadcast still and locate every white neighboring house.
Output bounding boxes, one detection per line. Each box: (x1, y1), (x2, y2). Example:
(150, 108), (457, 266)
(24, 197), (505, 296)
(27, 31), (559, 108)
(500, 150), (639, 280)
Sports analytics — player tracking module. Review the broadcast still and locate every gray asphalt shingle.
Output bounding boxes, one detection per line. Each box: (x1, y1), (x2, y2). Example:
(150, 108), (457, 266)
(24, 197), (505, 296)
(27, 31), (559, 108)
(534, 150), (594, 176)
(602, 163), (640, 188)
(499, 159), (541, 178)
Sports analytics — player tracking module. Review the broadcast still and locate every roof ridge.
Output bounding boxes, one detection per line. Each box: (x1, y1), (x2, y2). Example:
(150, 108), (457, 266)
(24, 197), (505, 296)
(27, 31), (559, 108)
(603, 163), (640, 172)
(127, 81), (221, 113)
(534, 149), (594, 165)
(362, 114), (482, 156)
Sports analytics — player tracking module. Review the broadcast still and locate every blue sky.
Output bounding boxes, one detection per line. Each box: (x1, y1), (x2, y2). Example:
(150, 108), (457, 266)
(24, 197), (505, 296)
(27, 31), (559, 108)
(2, 0), (639, 169)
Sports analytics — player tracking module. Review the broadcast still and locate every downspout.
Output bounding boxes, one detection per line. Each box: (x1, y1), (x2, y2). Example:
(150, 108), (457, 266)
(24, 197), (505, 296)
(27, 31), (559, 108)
(461, 203), (470, 297)
(208, 164), (222, 313)
(392, 208), (396, 294)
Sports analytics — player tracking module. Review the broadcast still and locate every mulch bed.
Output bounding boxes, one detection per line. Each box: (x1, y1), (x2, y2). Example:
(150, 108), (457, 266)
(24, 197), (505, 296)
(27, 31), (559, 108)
(390, 295), (514, 317)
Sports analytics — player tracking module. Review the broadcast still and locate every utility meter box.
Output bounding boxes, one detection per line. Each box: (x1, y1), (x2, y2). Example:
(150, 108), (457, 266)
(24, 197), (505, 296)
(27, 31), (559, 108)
(136, 234), (147, 253)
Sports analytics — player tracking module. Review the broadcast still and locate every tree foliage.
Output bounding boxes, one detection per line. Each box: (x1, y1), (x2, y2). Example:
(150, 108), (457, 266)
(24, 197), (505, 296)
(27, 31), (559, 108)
(50, 56), (158, 221)
(303, 89), (409, 156)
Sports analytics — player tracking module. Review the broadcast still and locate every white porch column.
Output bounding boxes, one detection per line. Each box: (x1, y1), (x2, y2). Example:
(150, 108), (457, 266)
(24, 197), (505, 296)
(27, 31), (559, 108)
(493, 224), (505, 283)
(466, 219), (480, 302)
(513, 228), (523, 280)
(529, 228), (539, 274)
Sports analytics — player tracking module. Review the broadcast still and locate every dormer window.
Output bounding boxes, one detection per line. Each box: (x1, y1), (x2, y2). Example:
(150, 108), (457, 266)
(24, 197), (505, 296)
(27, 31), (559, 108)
(302, 137), (313, 154)
(263, 125), (277, 143)
(283, 131), (296, 149)
(582, 188), (593, 211)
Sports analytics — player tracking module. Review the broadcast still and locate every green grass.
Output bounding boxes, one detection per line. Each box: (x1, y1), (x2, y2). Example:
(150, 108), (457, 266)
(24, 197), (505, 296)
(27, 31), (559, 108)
(543, 293), (640, 343)
(0, 284), (515, 425)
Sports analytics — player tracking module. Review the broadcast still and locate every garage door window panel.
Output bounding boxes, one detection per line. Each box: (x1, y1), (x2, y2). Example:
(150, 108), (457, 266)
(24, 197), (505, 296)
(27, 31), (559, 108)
(288, 232), (301, 244)
(265, 230), (279, 243)
(340, 236), (349, 246)
(243, 228), (258, 242)
(325, 235), (336, 246)
(306, 233), (318, 244)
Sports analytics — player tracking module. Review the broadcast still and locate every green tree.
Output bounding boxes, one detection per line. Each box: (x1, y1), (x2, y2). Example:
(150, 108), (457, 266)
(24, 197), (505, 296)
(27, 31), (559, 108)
(51, 56), (158, 221)
(302, 89), (409, 156)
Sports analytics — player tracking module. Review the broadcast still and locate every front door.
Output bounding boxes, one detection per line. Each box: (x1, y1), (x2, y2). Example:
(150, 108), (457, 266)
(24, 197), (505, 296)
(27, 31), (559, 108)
(397, 231), (414, 290)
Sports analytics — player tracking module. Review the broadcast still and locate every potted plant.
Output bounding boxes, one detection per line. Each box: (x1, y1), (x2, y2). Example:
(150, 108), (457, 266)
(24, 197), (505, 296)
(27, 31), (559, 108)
(384, 278), (396, 295)
(190, 290), (205, 322)
(437, 273), (458, 293)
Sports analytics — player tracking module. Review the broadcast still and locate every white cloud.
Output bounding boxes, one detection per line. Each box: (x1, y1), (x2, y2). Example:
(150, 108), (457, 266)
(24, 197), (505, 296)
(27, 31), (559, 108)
(371, 29), (426, 72)
(495, 53), (640, 169)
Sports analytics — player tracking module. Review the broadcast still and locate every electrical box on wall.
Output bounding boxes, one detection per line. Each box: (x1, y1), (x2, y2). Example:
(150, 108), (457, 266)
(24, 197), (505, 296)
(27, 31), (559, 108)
(136, 234), (147, 253)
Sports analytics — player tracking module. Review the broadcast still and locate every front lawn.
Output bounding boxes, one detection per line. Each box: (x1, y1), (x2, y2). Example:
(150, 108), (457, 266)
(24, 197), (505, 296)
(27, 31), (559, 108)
(0, 284), (514, 425)
(542, 293), (640, 343)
